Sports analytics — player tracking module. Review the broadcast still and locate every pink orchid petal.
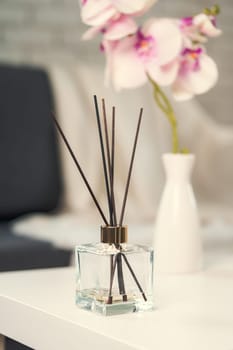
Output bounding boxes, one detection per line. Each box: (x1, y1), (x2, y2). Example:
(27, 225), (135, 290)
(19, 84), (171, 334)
(172, 81), (194, 101)
(193, 14), (222, 37)
(172, 54), (218, 100)
(81, 0), (117, 26)
(184, 54), (218, 95)
(111, 0), (156, 14)
(147, 59), (179, 86)
(82, 26), (102, 40)
(143, 19), (182, 65)
(104, 17), (137, 40)
(108, 37), (147, 90)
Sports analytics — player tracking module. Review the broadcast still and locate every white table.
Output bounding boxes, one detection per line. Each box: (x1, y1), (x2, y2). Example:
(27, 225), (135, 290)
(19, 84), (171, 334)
(0, 248), (233, 350)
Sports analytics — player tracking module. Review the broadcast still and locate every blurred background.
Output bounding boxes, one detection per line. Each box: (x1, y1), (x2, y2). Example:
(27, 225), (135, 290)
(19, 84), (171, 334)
(0, 0), (233, 223)
(0, 3), (233, 348)
(0, 0), (232, 222)
(0, 0), (232, 123)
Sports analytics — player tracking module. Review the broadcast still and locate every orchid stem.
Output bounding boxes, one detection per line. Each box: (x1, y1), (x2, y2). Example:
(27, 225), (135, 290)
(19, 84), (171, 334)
(148, 77), (180, 153)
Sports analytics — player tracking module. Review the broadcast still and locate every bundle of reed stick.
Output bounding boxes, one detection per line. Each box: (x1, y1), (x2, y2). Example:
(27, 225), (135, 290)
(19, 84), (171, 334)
(52, 96), (146, 304)
(52, 95), (142, 227)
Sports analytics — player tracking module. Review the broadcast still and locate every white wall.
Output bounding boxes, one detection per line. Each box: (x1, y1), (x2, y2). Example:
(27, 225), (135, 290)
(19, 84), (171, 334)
(0, 0), (89, 64)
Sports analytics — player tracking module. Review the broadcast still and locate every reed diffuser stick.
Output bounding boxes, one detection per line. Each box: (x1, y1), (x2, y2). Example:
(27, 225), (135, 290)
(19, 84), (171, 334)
(101, 101), (118, 303)
(121, 253), (147, 301)
(119, 108), (143, 226)
(102, 101), (127, 301)
(51, 113), (109, 225)
(111, 107), (117, 225)
(107, 253), (118, 304)
(94, 96), (113, 224)
(54, 101), (149, 312)
(102, 99), (114, 225)
(117, 252), (127, 301)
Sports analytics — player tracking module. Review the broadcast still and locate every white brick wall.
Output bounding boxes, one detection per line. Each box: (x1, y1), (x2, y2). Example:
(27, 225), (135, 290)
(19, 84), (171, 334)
(0, 0), (90, 65)
(0, 0), (232, 122)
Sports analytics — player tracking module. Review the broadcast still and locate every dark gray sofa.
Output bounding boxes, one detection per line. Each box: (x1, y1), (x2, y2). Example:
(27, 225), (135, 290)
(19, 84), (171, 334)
(0, 63), (73, 350)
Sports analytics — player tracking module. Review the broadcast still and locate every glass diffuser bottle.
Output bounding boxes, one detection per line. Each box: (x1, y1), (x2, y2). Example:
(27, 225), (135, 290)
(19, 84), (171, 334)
(52, 96), (154, 316)
(75, 226), (154, 316)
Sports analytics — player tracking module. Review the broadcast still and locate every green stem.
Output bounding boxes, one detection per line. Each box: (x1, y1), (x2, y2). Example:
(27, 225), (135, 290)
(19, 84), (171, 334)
(148, 77), (180, 153)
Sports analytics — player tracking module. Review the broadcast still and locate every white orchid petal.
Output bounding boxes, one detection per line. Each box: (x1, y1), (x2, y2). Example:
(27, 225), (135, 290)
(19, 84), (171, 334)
(187, 55), (218, 95)
(81, 0), (116, 26)
(172, 76), (194, 100)
(172, 54), (218, 100)
(143, 19), (182, 65)
(147, 60), (179, 86)
(172, 83), (194, 101)
(111, 0), (157, 14)
(193, 13), (222, 37)
(200, 21), (222, 37)
(104, 17), (137, 40)
(109, 37), (147, 90)
(82, 26), (102, 40)
(193, 14), (210, 26)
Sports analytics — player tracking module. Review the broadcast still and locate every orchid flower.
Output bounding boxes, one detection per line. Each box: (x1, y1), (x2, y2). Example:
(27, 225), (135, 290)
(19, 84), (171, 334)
(180, 13), (221, 44)
(82, 14), (137, 41)
(81, 0), (156, 41)
(103, 19), (182, 90)
(193, 13), (222, 37)
(172, 47), (218, 101)
(79, 1), (221, 153)
(80, 0), (157, 26)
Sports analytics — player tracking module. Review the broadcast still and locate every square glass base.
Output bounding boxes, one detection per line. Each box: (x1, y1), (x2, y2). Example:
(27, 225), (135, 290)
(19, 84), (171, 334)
(75, 242), (154, 316)
(76, 289), (154, 316)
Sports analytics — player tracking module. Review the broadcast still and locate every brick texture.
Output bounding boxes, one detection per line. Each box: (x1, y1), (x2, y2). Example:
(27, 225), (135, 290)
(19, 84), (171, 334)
(0, 0), (89, 64)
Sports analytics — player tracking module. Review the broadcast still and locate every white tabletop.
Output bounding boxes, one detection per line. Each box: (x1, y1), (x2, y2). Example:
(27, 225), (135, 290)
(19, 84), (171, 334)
(0, 248), (233, 350)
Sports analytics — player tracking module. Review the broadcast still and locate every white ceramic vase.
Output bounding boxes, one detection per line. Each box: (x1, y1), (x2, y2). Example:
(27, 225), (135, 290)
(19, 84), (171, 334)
(154, 153), (203, 273)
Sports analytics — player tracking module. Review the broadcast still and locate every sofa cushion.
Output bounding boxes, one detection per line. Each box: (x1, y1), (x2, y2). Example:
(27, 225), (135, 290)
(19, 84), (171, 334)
(0, 64), (63, 220)
(0, 224), (71, 272)
(6, 338), (32, 350)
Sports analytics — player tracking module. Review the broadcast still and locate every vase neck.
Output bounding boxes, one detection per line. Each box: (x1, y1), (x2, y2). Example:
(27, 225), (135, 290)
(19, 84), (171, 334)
(162, 154), (195, 182)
